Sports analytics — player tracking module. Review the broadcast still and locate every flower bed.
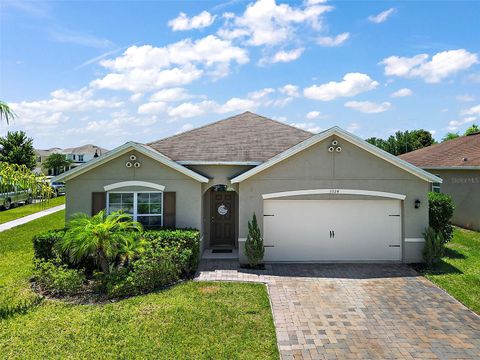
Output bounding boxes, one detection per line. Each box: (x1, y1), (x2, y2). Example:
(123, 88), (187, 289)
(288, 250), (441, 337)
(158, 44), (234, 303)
(31, 211), (200, 300)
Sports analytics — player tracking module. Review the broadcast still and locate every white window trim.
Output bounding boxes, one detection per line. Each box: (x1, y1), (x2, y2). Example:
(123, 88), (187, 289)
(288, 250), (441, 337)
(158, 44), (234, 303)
(104, 181), (165, 192)
(106, 191), (164, 227)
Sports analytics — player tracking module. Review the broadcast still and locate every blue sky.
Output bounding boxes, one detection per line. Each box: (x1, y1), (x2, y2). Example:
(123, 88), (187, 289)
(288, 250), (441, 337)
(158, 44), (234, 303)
(1, 0), (479, 150)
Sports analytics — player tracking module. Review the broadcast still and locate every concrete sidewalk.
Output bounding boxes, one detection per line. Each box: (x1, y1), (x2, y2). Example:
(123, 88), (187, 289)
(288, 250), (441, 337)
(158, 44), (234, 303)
(0, 204), (65, 232)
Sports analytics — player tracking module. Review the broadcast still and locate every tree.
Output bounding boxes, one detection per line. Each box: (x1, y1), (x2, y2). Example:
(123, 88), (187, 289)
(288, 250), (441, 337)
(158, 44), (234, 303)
(0, 131), (36, 169)
(366, 129), (436, 155)
(0, 101), (15, 124)
(0, 162), (53, 199)
(464, 124), (479, 135)
(43, 153), (73, 175)
(59, 210), (143, 273)
(244, 213), (265, 267)
(442, 132), (460, 142)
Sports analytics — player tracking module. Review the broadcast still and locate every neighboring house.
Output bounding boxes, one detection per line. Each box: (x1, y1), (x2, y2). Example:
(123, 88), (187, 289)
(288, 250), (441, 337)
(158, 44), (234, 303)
(399, 132), (480, 231)
(54, 112), (440, 263)
(35, 144), (108, 175)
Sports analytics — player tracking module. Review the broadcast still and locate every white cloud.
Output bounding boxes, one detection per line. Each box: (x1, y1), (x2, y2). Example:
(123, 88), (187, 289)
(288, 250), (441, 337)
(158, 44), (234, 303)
(92, 65), (203, 92)
(456, 94), (475, 102)
(468, 73), (480, 83)
(130, 93), (143, 102)
(92, 35), (249, 92)
(150, 88), (191, 102)
(218, 0), (333, 46)
(344, 101), (392, 113)
(176, 123), (195, 134)
(306, 111), (321, 120)
(270, 48), (304, 63)
(278, 84), (300, 97)
(168, 11), (216, 31)
(304, 73), (379, 101)
(347, 123), (360, 133)
(138, 101), (167, 115)
(380, 49), (479, 83)
(248, 88), (275, 100)
(461, 104), (480, 116)
(290, 122), (321, 133)
(50, 28), (113, 48)
(317, 32), (349, 47)
(391, 88), (413, 97)
(216, 97), (256, 113)
(447, 117), (477, 131)
(368, 8), (395, 23)
(167, 100), (216, 119)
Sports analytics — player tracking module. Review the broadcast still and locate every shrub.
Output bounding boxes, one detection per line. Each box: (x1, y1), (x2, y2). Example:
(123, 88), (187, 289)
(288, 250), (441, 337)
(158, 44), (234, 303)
(32, 229), (66, 261)
(33, 259), (85, 296)
(423, 227), (445, 267)
(245, 213), (265, 267)
(428, 192), (455, 242)
(142, 229), (200, 274)
(101, 249), (181, 298)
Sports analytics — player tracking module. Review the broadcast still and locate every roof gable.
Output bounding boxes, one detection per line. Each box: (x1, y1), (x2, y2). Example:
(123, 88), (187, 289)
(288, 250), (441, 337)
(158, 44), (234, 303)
(147, 112), (313, 163)
(231, 126), (442, 183)
(399, 133), (480, 168)
(53, 142), (209, 183)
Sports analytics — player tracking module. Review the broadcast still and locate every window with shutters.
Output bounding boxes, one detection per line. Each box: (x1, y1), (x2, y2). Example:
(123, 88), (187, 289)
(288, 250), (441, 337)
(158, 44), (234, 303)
(107, 191), (163, 229)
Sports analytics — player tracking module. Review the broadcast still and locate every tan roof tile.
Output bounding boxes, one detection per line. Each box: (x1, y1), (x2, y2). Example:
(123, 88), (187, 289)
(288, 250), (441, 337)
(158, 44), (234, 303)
(147, 112), (314, 162)
(399, 132), (480, 167)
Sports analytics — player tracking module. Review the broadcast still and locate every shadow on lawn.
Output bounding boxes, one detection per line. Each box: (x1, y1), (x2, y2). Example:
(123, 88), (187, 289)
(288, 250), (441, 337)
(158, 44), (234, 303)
(444, 247), (466, 260)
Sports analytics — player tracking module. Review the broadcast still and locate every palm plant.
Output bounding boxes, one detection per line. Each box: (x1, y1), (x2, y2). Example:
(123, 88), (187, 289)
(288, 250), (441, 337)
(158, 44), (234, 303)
(59, 210), (143, 273)
(0, 101), (15, 124)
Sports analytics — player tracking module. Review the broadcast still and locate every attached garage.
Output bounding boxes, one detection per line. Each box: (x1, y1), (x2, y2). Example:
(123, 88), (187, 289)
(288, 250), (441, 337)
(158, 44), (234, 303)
(263, 198), (402, 262)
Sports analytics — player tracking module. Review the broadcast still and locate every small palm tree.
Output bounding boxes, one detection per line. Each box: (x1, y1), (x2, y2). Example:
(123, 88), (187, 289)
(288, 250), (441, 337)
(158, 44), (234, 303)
(118, 234), (147, 266)
(0, 101), (16, 124)
(60, 211), (143, 273)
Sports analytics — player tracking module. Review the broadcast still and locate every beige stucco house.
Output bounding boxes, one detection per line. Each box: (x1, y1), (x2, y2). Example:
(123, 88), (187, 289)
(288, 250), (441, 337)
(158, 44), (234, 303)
(400, 132), (480, 231)
(54, 112), (441, 263)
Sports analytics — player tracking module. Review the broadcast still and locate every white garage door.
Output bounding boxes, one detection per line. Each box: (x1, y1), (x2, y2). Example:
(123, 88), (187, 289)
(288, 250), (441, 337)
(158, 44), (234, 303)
(263, 199), (402, 262)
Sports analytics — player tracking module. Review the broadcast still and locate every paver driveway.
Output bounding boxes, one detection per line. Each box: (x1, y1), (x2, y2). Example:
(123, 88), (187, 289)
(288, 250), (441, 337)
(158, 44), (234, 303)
(196, 260), (480, 359)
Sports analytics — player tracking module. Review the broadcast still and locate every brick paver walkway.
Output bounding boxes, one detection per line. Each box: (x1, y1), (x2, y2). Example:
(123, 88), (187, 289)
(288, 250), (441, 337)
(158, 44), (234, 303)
(196, 260), (480, 359)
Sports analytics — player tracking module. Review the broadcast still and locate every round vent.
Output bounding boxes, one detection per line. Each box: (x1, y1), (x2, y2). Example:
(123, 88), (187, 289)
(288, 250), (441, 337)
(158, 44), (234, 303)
(335, 146), (342, 153)
(134, 162), (141, 168)
(126, 161), (133, 168)
(331, 139), (339, 146)
(328, 146), (335, 153)
(129, 154), (137, 161)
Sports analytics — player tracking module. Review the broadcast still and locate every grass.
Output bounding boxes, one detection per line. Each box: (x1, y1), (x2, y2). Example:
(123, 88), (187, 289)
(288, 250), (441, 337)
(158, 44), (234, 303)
(0, 211), (278, 359)
(0, 196), (65, 224)
(421, 227), (480, 314)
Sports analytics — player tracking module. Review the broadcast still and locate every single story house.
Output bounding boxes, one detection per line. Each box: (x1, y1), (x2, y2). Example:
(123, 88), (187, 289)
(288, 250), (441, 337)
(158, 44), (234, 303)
(400, 132), (480, 231)
(54, 112), (441, 263)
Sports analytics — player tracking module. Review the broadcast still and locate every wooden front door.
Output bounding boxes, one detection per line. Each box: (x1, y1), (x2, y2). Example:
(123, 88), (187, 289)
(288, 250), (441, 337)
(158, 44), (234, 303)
(210, 191), (236, 247)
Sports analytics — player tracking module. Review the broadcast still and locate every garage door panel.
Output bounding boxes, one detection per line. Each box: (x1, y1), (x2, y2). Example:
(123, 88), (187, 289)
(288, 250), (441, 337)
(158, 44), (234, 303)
(263, 199), (402, 262)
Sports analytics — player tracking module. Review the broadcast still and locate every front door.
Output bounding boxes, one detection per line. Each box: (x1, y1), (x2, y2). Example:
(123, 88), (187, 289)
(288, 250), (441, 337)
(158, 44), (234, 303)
(210, 191), (236, 247)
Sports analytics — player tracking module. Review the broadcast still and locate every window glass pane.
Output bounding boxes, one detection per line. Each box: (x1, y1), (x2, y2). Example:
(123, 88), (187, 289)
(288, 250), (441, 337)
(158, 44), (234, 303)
(150, 193), (162, 203)
(137, 216), (162, 229)
(150, 203), (162, 214)
(109, 193), (121, 204)
(137, 203), (149, 214)
(122, 193), (134, 204)
(108, 204), (122, 213)
(137, 193), (150, 204)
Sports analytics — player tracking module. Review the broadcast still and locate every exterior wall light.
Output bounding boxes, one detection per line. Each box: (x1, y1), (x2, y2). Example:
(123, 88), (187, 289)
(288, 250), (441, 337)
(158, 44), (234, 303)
(414, 199), (421, 209)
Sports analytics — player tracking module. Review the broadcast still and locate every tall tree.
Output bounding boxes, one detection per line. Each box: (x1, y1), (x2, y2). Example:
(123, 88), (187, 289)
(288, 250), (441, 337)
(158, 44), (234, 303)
(442, 132), (460, 142)
(464, 124), (479, 135)
(43, 153), (73, 175)
(0, 101), (15, 124)
(0, 131), (36, 169)
(366, 129), (436, 155)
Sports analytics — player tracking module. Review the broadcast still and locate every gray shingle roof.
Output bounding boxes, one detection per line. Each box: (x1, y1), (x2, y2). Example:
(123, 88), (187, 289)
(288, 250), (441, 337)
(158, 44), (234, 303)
(147, 112), (314, 162)
(399, 132), (480, 168)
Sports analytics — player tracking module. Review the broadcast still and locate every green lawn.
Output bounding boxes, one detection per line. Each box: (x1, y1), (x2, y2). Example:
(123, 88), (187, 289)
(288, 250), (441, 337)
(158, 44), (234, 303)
(0, 211), (278, 359)
(422, 227), (480, 314)
(0, 196), (65, 224)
